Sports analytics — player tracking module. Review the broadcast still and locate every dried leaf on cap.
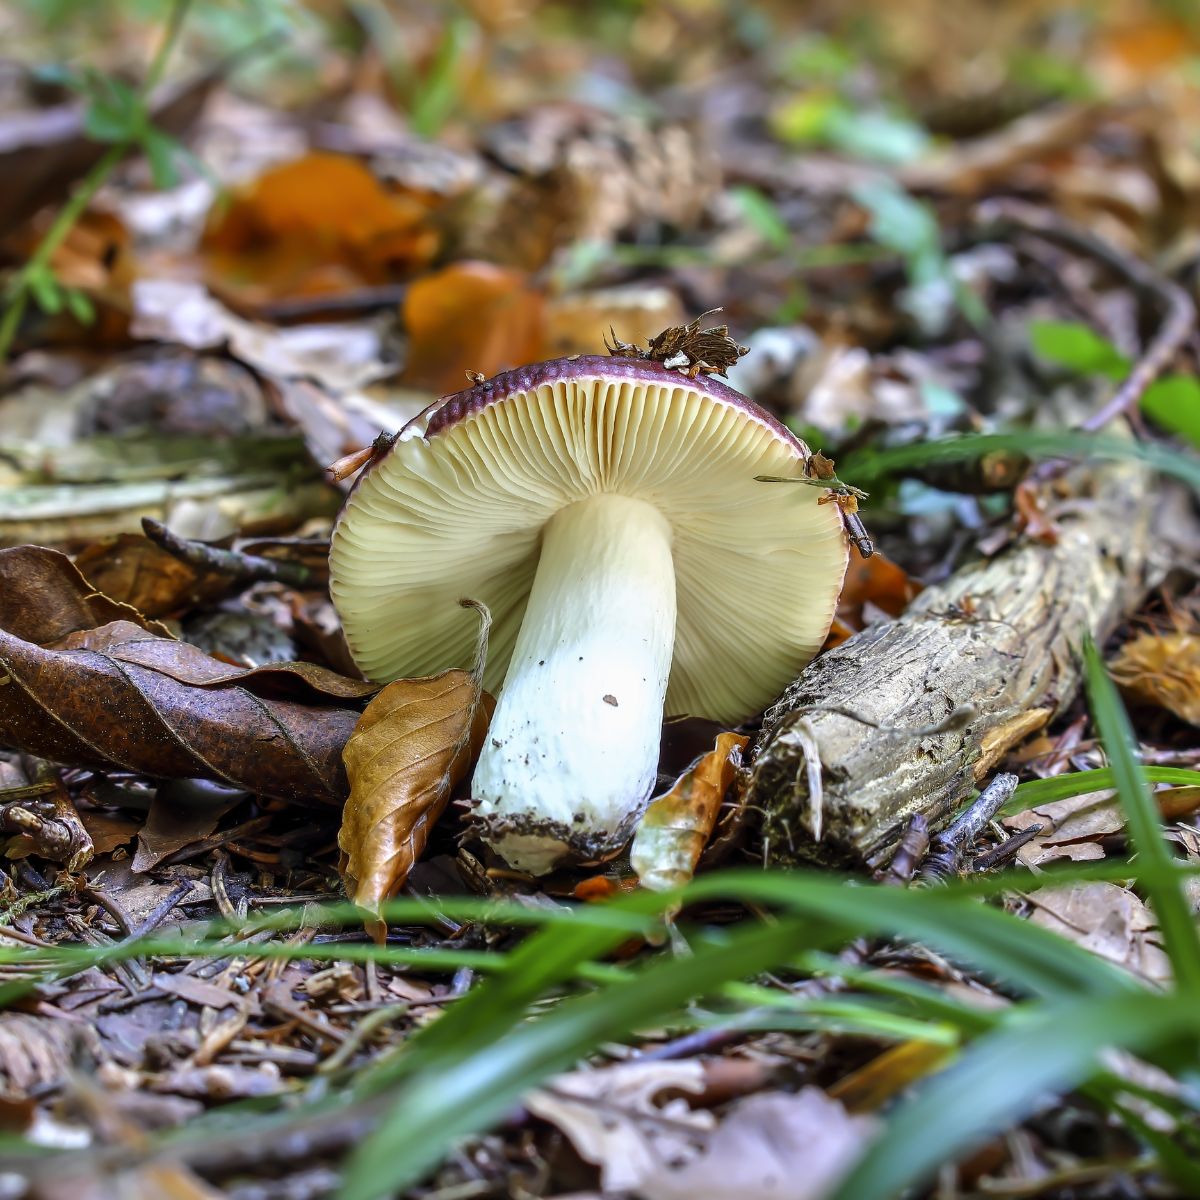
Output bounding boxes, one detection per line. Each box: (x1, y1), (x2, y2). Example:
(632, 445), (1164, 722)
(645, 310), (749, 378)
(602, 310), (749, 379)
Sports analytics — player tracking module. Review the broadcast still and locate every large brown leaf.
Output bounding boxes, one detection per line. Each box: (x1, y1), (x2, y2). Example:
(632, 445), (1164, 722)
(0, 546), (375, 803)
(339, 602), (492, 917)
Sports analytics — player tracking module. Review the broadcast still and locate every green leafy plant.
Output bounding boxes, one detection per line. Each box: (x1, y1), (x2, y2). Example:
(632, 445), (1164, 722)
(0, 0), (192, 362)
(1031, 317), (1200, 447)
(843, 428), (1200, 492)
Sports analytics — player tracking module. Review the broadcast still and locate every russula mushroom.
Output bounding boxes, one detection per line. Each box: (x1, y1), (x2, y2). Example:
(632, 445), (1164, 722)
(330, 355), (848, 873)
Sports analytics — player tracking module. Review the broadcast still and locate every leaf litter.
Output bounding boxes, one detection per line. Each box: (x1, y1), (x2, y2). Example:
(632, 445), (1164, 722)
(3, 4), (1200, 1199)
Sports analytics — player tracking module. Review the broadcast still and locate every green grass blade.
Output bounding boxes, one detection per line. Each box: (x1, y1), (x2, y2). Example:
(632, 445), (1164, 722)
(1007, 766), (1200, 813)
(340, 917), (818, 1200)
(685, 871), (1137, 998)
(1083, 638), (1200, 992)
(842, 430), (1200, 491)
(831, 991), (1200, 1200)
(370, 889), (672, 1083)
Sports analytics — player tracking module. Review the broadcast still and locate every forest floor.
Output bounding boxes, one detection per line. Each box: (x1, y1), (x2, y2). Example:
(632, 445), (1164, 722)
(4, 3), (1200, 1199)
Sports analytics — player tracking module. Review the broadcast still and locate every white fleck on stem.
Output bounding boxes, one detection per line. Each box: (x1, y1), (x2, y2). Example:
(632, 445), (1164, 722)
(471, 493), (676, 873)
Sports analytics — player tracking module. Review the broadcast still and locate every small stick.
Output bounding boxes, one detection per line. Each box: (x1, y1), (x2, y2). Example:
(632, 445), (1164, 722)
(141, 518), (313, 588)
(128, 879), (194, 939)
(919, 772), (1019, 881)
(975, 199), (1196, 432)
(881, 814), (930, 885)
(970, 823), (1044, 872)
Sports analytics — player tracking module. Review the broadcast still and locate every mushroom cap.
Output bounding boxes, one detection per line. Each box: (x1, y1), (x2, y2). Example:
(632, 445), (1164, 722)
(330, 355), (848, 724)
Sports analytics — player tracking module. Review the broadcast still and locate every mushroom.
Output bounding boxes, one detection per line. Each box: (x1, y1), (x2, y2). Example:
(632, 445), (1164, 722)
(330, 355), (848, 873)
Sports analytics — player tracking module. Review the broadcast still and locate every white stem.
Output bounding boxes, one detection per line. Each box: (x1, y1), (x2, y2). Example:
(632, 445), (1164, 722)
(471, 493), (676, 873)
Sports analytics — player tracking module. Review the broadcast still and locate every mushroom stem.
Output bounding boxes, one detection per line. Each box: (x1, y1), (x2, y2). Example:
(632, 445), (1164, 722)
(471, 493), (676, 873)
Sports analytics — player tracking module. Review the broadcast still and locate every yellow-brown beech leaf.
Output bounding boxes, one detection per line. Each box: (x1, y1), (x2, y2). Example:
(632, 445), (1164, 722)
(1110, 630), (1200, 726)
(339, 601), (491, 920)
(401, 262), (544, 394)
(630, 732), (748, 893)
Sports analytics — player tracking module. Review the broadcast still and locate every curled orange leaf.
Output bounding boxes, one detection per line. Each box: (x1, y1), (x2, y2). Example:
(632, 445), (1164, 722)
(630, 731), (748, 892)
(339, 601), (491, 921)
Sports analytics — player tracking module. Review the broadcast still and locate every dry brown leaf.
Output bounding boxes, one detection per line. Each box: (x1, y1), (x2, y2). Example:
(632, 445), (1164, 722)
(77, 808), (143, 855)
(339, 601), (492, 919)
(524, 1060), (713, 1194)
(131, 782), (247, 873)
(638, 1089), (875, 1200)
(401, 261), (544, 394)
(74, 533), (233, 619)
(1004, 784), (1200, 868)
(0, 546), (373, 803)
(1003, 790), (1118, 867)
(1025, 881), (1172, 986)
(1110, 630), (1200, 726)
(630, 732), (748, 892)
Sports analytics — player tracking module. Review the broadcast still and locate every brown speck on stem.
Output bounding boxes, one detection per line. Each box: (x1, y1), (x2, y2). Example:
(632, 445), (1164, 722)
(602, 694), (618, 707)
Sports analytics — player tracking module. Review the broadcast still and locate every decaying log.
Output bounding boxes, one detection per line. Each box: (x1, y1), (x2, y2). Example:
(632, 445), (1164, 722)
(748, 455), (1158, 869)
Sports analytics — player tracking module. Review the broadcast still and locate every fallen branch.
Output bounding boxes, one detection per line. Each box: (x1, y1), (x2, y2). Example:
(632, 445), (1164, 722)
(747, 453), (1157, 869)
(141, 518), (314, 588)
(918, 772), (1018, 881)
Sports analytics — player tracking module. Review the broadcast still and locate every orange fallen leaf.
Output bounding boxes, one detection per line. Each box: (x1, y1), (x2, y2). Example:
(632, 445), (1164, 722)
(1110, 629), (1200, 727)
(836, 550), (921, 632)
(402, 261), (544, 394)
(201, 153), (440, 309)
(829, 1040), (956, 1113)
(339, 601), (492, 925)
(630, 731), (748, 892)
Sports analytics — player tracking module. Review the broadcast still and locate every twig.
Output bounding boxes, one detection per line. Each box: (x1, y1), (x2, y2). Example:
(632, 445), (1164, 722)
(0, 781), (57, 802)
(919, 772), (1019, 881)
(881, 814), (930, 885)
(129, 879), (194, 938)
(80, 885), (135, 937)
(317, 1001), (409, 1075)
(975, 199), (1196, 431)
(634, 1022), (747, 1062)
(142, 518), (313, 588)
(971, 823), (1044, 872)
